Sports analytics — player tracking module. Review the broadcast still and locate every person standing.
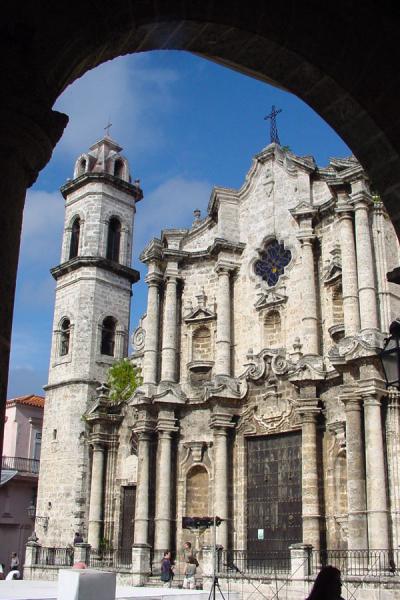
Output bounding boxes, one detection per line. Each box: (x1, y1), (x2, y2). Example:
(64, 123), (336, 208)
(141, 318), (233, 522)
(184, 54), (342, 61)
(160, 551), (174, 588)
(10, 553), (19, 571)
(73, 532), (84, 544)
(183, 555), (197, 589)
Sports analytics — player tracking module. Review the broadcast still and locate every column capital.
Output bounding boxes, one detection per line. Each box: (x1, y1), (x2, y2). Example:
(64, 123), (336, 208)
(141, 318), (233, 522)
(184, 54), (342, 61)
(210, 412), (235, 430)
(145, 272), (163, 287)
(296, 231), (316, 245)
(215, 260), (238, 275)
(156, 416), (179, 434)
(296, 399), (320, 422)
(339, 387), (362, 411)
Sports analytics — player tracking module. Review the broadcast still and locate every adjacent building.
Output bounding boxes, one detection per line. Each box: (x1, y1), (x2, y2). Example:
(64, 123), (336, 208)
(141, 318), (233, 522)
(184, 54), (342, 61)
(1, 394), (44, 569)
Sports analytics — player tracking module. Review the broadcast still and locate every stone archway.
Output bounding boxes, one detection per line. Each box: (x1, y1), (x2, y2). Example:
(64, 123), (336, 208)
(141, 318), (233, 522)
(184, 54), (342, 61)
(2, 1), (400, 457)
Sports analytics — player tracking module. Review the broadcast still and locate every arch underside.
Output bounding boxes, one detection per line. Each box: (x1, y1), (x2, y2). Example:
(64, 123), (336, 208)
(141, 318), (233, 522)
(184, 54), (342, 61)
(4, 3), (400, 235)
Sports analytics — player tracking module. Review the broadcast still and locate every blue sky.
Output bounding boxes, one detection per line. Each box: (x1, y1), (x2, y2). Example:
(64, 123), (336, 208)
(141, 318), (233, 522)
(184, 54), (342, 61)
(7, 51), (350, 398)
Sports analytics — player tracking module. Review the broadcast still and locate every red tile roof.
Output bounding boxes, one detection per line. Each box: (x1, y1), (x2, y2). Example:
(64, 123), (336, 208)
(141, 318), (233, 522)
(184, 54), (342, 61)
(7, 394), (45, 408)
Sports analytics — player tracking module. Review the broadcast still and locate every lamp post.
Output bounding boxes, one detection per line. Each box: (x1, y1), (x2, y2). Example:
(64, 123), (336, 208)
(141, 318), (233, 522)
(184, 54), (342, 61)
(380, 319), (400, 388)
(27, 501), (49, 530)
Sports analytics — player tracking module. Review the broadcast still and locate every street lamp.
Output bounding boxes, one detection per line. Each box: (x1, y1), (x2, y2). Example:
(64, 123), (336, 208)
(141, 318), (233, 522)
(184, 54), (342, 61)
(380, 319), (400, 388)
(27, 501), (49, 530)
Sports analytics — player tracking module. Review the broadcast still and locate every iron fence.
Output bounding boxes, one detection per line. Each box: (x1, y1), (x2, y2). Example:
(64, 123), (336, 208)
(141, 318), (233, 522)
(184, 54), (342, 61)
(88, 548), (132, 570)
(311, 549), (400, 576)
(218, 549), (291, 575)
(2, 455), (40, 474)
(34, 546), (73, 567)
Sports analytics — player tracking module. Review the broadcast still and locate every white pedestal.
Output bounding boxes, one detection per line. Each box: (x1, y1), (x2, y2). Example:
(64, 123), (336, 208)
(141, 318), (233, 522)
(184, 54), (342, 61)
(57, 569), (116, 600)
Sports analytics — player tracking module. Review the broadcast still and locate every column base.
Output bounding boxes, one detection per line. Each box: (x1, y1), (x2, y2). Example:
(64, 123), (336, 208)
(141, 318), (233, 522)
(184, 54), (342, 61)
(131, 543), (151, 586)
(290, 544), (312, 578)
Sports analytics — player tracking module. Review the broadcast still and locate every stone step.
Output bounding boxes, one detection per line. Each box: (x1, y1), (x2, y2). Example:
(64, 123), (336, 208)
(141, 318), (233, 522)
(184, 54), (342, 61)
(144, 574), (203, 589)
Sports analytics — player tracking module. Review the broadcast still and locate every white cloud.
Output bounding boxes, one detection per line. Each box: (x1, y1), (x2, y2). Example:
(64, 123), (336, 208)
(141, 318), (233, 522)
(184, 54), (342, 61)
(134, 176), (212, 254)
(54, 54), (179, 160)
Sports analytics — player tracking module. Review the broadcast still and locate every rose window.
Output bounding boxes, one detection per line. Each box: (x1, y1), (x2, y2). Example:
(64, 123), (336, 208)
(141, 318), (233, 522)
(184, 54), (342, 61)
(254, 240), (292, 286)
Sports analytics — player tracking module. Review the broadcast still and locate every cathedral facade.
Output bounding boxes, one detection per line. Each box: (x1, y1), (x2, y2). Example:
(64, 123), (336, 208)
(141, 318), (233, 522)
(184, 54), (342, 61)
(36, 138), (400, 568)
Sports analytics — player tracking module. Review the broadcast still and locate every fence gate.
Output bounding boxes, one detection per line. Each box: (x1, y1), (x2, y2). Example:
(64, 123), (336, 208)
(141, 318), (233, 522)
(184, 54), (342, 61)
(120, 485), (136, 549)
(247, 431), (302, 559)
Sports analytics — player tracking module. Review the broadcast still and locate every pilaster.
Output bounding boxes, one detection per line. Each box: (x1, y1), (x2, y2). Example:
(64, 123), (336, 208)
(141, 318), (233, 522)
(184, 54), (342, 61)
(350, 180), (378, 331)
(361, 383), (389, 549)
(386, 387), (400, 547)
(87, 443), (106, 550)
(335, 191), (360, 335)
(133, 417), (154, 545)
(210, 412), (235, 548)
(296, 398), (321, 549)
(161, 270), (179, 383)
(143, 272), (163, 385)
(215, 262), (236, 376)
(340, 388), (368, 548)
(154, 411), (178, 558)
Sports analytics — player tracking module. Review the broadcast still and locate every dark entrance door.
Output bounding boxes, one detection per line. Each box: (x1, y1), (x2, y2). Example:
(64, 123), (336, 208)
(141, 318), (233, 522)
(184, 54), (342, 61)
(247, 431), (302, 560)
(120, 486), (136, 549)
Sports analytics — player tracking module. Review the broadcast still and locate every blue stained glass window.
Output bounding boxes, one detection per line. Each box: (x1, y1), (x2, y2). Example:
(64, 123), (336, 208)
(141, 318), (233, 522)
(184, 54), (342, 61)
(254, 240), (292, 286)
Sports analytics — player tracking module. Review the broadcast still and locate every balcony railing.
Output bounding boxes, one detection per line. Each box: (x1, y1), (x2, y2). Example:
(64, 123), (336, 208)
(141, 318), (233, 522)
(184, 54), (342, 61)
(310, 549), (400, 576)
(218, 549), (291, 575)
(2, 455), (40, 474)
(34, 547), (73, 567)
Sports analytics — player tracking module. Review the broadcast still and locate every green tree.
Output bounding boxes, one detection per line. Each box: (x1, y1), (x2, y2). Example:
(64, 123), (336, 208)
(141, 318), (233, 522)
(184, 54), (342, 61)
(106, 359), (141, 403)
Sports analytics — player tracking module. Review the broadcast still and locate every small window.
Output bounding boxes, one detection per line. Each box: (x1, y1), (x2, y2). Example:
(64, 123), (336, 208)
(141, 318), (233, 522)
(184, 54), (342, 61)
(254, 239), (292, 287)
(69, 217), (81, 259)
(114, 159), (124, 178)
(106, 218), (121, 262)
(79, 159), (87, 175)
(60, 318), (71, 356)
(101, 316), (117, 356)
(264, 310), (281, 348)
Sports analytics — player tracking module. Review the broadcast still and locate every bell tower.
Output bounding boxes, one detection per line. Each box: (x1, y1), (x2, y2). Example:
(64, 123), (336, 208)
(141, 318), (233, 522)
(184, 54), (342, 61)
(36, 135), (142, 544)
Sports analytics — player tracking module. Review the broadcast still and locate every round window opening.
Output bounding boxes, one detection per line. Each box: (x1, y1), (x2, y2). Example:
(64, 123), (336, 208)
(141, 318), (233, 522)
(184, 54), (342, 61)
(254, 240), (292, 286)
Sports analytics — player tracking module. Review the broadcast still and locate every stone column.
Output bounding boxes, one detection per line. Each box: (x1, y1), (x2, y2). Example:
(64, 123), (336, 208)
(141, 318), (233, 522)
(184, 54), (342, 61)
(87, 443), (106, 550)
(210, 414), (233, 548)
(372, 202), (391, 333)
(161, 274), (178, 382)
(154, 415), (177, 558)
(297, 400), (321, 550)
(0, 107), (67, 469)
(298, 236), (319, 355)
(143, 274), (162, 385)
(363, 390), (389, 549)
(341, 390), (368, 548)
(103, 440), (119, 545)
(350, 183), (378, 331)
(133, 431), (152, 544)
(215, 265), (232, 376)
(335, 201), (360, 335)
(386, 387), (400, 547)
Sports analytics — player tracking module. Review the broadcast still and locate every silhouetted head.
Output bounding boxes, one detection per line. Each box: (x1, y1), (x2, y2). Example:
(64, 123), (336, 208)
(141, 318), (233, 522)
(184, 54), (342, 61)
(307, 566), (342, 600)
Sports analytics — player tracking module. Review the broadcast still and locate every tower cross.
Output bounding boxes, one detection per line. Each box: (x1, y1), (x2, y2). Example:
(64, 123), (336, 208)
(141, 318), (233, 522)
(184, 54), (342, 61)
(104, 120), (112, 137)
(264, 105), (282, 145)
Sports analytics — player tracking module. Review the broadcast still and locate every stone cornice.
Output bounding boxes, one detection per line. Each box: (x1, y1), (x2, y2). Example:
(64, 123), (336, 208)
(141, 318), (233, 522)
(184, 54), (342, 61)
(288, 355), (326, 386)
(289, 201), (317, 222)
(209, 238), (245, 257)
(51, 256), (140, 284)
(208, 186), (239, 217)
(61, 171), (143, 201)
(43, 377), (100, 391)
(204, 374), (248, 402)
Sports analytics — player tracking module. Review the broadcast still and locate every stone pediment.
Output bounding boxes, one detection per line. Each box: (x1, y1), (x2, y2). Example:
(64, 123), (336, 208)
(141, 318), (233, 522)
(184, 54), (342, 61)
(203, 375), (248, 402)
(184, 306), (216, 323)
(255, 290), (288, 311)
(153, 383), (187, 405)
(328, 330), (385, 367)
(288, 355), (326, 385)
(289, 201), (317, 220)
